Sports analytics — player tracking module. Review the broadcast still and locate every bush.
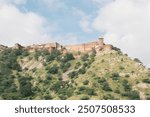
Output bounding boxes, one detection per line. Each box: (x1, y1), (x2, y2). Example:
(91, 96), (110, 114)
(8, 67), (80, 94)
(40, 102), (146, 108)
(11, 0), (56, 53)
(34, 51), (41, 60)
(78, 86), (86, 92)
(122, 80), (132, 91)
(83, 80), (89, 85)
(78, 67), (86, 74)
(47, 65), (59, 74)
(80, 95), (90, 100)
(101, 82), (112, 91)
(19, 77), (33, 97)
(122, 91), (140, 100)
(86, 88), (96, 96)
(119, 66), (124, 70)
(44, 95), (53, 100)
(125, 74), (130, 78)
(60, 62), (71, 72)
(68, 71), (78, 79)
(112, 72), (120, 77)
(97, 78), (106, 84)
(103, 94), (115, 100)
(51, 81), (62, 93)
(142, 78), (150, 84)
(46, 49), (61, 62)
(129, 91), (140, 100)
(58, 88), (74, 100)
(81, 53), (89, 61)
(62, 53), (74, 62)
(101, 59), (105, 63)
(46, 74), (53, 80)
(75, 62), (81, 69)
(111, 72), (120, 80)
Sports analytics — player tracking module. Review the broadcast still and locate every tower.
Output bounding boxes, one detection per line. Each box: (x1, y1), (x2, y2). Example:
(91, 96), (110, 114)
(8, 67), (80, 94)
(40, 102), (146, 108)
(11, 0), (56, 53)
(98, 37), (104, 46)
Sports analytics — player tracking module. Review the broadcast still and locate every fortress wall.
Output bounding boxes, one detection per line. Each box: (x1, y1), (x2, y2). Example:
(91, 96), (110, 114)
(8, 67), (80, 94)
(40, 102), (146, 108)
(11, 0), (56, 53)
(27, 43), (59, 52)
(64, 40), (104, 52)
(103, 44), (113, 51)
(65, 44), (85, 52)
(22, 38), (112, 53)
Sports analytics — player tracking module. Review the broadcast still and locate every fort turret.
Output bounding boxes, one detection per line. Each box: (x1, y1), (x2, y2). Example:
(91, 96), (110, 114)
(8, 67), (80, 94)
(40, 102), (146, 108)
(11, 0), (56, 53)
(98, 37), (105, 46)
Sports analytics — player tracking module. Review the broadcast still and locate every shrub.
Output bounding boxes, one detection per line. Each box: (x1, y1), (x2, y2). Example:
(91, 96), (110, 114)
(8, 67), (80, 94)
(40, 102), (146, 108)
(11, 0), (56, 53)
(122, 80), (132, 91)
(78, 86), (86, 92)
(47, 65), (59, 74)
(81, 53), (89, 61)
(34, 51), (41, 60)
(101, 82), (112, 91)
(111, 72), (120, 80)
(51, 81), (62, 92)
(119, 66), (124, 70)
(78, 67), (86, 74)
(142, 78), (150, 84)
(83, 80), (89, 85)
(46, 49), (61, 62)
(75, 62), (81, 69)
(44, 95), (53, 100)
(112, 72), (120, 77)
(86, 88), (96, 96)
(114, 88), (120, 94)
(62, 53), (74, 62)
(101, 59), (105, 63)
(122, 91), (140, 100)
(97, 78), (106, 84)
(68, 71), (78, 79)
(46, 74), (53, 80)
(103, 94), (115, 100)
(80, 95), (90, 100)
(125, 74), (130, 78)
(129, 91), (140, 100)
(19, 77), (33, 97)
(60, 62), (71, 72)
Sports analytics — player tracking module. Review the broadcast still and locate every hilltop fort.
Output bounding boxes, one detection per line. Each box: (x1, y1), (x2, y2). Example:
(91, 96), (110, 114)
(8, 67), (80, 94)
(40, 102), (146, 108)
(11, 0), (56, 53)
(0, 37), (113, 53)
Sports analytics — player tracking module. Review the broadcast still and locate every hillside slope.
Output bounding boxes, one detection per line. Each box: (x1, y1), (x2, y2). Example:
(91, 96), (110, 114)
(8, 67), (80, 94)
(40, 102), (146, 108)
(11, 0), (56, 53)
(0, 46), (150, 100)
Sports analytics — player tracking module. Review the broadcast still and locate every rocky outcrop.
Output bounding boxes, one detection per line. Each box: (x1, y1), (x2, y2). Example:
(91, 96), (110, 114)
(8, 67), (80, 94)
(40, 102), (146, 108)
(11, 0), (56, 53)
(0, 44), (8, 51)
(13, 43), (24, 49)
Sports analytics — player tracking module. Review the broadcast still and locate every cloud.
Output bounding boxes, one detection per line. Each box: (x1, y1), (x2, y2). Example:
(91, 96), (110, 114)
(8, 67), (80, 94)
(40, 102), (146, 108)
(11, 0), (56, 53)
(0, 0), (26, 5)
(73, 9), (93, 33)
(0, 1), (57, 46)
(91, 0), (150, 67)
(41, 0), (66, 10)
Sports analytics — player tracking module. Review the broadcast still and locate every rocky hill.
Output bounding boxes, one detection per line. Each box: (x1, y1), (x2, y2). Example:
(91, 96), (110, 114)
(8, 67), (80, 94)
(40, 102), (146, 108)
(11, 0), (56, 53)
(0, 38), (150, 100)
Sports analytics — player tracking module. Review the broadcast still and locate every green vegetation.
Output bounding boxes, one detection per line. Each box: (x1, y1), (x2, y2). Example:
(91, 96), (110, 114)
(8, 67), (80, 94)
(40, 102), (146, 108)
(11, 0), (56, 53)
(0, 47), (150, 100)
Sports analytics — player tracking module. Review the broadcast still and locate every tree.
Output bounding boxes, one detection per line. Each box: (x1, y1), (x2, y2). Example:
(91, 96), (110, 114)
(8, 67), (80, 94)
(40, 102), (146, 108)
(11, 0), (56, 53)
(62, 53), (74, 62)
(47, 65), (59, 74)
(19, 77), (33, 97)
(46, 49), (61, 62)
(83, 80), (89, 85)
(91, 48), (96, 57)
(68, 71), (78, 78)
(81, 53), (89, 61)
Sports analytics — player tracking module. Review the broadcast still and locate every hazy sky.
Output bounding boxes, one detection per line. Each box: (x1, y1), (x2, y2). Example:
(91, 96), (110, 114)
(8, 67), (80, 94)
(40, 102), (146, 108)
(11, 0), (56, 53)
(0, 0), (150, 67)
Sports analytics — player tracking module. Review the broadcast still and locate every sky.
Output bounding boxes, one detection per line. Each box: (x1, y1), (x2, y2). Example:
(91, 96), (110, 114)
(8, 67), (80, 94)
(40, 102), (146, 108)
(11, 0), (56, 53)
(0, 0), (150, 67)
